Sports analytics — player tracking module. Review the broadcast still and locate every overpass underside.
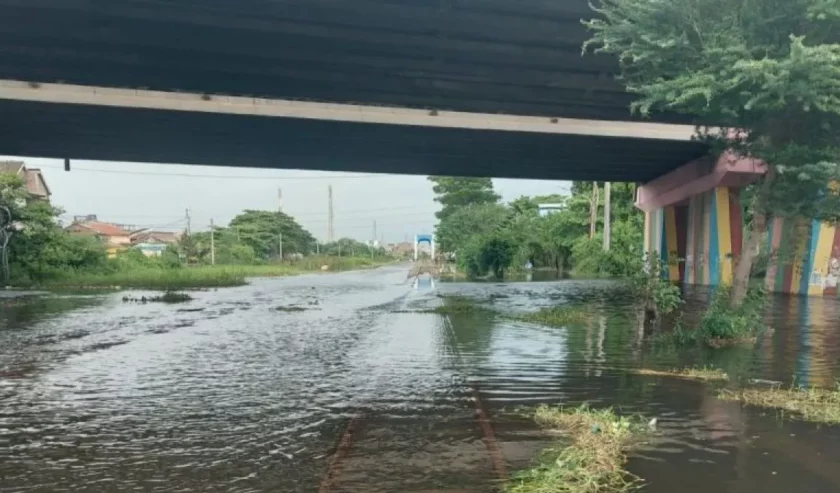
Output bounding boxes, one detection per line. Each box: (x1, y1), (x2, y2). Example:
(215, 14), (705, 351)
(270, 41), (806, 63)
(0, 90), (706, 183)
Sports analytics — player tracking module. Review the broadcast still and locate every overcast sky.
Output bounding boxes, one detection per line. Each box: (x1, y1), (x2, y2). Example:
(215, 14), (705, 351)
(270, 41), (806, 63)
(4, 155), (571, 244)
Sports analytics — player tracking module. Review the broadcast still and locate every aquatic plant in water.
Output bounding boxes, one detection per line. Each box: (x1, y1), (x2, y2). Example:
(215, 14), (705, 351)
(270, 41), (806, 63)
(719, 382), (840, 424)
(633, 366), (729, 382)
(506, 405), (649, 493)
(516, 306), (589, 327)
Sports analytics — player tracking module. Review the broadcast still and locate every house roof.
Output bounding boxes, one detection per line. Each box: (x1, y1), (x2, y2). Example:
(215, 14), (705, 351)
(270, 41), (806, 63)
(130, 230), (180, 243)
(0, 161), (25, 175)
(0, 161), (51, 199)
(71, 221), (131, 237)
(24, 168), (50, 198)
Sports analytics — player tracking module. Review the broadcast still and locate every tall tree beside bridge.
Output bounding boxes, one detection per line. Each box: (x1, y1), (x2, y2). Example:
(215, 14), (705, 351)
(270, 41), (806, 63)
(584, 0), (840, 306)
(428, 177), (500, 222)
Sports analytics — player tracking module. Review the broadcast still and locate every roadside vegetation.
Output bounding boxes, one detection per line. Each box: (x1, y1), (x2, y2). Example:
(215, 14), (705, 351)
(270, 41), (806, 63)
(719, 383), (840, 424)
(506, 405), (649, 493)
(430, 178), (644, 281)
(633, 366), (729, 382)
(0, 174), (393, 290)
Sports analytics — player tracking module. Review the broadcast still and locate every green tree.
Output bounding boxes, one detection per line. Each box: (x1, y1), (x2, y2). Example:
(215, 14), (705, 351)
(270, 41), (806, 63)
(229, 210), (315, 260)
(0, 173), (107, 283)
(435, 203), (509, 254)
(428, 177), (500, 222)
(584, 0), (840, 306)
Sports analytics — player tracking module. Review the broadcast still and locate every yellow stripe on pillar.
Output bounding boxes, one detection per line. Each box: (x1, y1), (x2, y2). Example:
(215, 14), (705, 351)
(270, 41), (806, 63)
(664, 206), (679, 281)
(715, 187), (733, 284)
(809, 223), (836, 296)
(644, 211), (652, 254)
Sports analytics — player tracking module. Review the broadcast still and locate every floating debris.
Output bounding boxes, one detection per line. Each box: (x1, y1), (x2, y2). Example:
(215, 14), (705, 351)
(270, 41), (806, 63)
(122, 292), (193, 304)
(274, 306), (307, 312)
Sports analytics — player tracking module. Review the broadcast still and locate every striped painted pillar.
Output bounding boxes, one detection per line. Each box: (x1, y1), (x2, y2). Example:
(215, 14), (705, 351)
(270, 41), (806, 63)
(766, 217), (840, 296)
(669, 187), (743, 286)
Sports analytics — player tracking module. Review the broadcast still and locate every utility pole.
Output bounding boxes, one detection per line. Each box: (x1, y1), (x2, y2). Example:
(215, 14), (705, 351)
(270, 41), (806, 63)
(277, 188), (283, 213)
(278, 232), (283, 261)
(185, 208), (192, 236)
(589, 182), (599, 240)
(370, 219), (377, 260)
(603, 182), (611, 251)
(327, 185), (335, 243)
(210, 219), (215, 265)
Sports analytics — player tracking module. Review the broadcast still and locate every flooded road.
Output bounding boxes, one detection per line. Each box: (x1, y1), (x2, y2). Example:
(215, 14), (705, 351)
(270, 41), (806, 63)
(2, 264), (840, 492)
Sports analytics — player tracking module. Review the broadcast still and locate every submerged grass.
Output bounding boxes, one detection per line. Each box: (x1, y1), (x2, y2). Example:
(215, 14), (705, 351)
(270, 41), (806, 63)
(633, 366), (729, 382)
(273, 305), (308, 312)
(719, 383), (840, 424)
(431, 295), (489, 315)
(506, 405), (648, 493)
(516, 306), (589, 327)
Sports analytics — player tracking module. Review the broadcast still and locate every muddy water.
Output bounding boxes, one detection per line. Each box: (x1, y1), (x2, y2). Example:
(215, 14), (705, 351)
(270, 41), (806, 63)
(1, 265), (840, 492)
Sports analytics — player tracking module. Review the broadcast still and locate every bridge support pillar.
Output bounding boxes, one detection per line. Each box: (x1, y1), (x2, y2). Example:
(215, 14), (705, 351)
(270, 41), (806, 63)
(643, 186), (743, 285)
(637, 152), (763, 287)
(639, 152), (840, 296)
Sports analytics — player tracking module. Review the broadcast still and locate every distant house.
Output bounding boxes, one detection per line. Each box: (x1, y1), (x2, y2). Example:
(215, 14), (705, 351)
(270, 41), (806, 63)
(389, 241), (414, 258)
(66, 220), (132, 247)
(130, 230), (180, 245)
(130, 229), (181, 257)
(538, 203), (564, 217)
(0, 161), (51, 202)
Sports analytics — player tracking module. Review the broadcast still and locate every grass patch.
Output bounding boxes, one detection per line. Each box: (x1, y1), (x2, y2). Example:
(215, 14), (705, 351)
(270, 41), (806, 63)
(719, 383), (840, 424)
(506, 405), (649, 493)
(516, 306), (589, 327)
(633, 366), (729, 382)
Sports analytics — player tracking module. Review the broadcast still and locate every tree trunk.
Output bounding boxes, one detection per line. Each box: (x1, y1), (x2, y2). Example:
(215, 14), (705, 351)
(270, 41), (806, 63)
(730, 166), (774, 308)
(730, 211), (765, 307)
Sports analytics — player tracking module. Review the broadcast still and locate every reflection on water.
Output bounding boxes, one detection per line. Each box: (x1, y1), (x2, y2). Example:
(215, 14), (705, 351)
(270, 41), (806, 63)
(1, 266), (840, 492)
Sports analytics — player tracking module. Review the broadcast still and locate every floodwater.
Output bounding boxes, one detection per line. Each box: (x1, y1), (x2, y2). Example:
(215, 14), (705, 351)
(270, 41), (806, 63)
(1, 264), (839, 493)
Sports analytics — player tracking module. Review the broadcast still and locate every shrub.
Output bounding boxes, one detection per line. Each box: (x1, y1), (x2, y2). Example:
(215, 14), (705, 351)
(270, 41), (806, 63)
(628, 253), (682, 317)
(699, 285), (766, 345)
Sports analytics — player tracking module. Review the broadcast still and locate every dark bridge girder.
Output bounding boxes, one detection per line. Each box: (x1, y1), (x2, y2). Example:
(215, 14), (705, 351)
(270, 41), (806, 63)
(0, 0), (690, 123)
(0, 100), (707, 182)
